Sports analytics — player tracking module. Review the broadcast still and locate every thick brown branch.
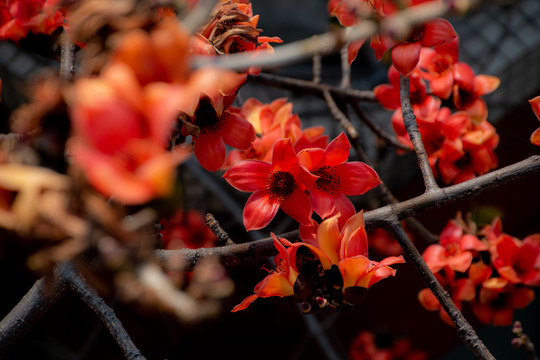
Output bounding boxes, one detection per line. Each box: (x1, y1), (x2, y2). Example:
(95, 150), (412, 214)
(59, 263), (146, 360)
(400, 76), (439, 192)
(384, 221), (495, 360)
(157, 155), (540, 270)
(0, 274), (67, 354)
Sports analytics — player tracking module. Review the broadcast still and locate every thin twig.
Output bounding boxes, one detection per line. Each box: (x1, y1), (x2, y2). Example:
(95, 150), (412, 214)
(384, 221), (495, 360)
(339, 43), (351, 88)
(512, 321), (539, 360)
(312, 53), (322, 84)
(60, 31), (75, 82)
(205, 213), (234, 246)
(59, 263), (146, 360)
(181, 0), (219, 34)
(399, 76), (439, 192)
(323, 90), (359, 139)
(349, 99), (411, 151)
(248, 73), (376, 102)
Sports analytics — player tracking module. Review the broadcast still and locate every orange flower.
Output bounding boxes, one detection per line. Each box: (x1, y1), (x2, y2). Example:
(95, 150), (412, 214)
(232, 234), (300, 311)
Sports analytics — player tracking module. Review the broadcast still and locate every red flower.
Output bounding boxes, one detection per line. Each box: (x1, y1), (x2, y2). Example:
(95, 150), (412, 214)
(374, 65), (427, 111)
(422, 219), (487, 273)
(349, 331), (428, 360)
(232, 234), (300, 311)
(371, 15), (457, 77)
(0, 0), (64, 42)
(417, 39), (459, 99)
(296, 212), (404, 291)
(297, 132), (381, 223)
(471, 278), (535, 326)
(529, 95), (540, 146)
(223, 138), (315, 230)
(451, 62), (500, 122)
(188, 101), (256, 172)
(160, 209), (217, 250)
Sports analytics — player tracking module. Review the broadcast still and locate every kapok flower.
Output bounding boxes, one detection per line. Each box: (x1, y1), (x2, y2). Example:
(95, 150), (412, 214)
(371, 3), (457, 78)
(232, 234), (300, 311)
(529, 95), (540, 146)
(451, 62), (500, 123)
(422, 219), (487, 273)
(471, 278), (535, 326)
(297, 132), (381, 223)
(297, 212), (404, 303)
(185, 100), (256, 172)
(223, 138), (315, 231)
(0, 0), (64, 42)
(224, 98), (328, 167)
(67, 62), (190, 204)
(159, 209), (217, 250)
(417, 39), (459, 99)
(488, 232), (540, 286)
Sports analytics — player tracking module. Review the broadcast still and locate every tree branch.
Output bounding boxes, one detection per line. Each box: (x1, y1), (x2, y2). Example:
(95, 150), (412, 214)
(400, 75), (439, 192)
(384, 221), (495, 360)
(59, 263), (146, 360)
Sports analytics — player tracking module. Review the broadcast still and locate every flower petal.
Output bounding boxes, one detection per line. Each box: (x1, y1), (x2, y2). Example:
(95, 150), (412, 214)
(421, 19), (457, 47)
(317, 213), (342, 265)
(335, 162), (381, 195)
(310, 186), (336, 220)
(271, 138), (297, 172)
(223, 160), (271, 192)
(280, 188), (313, 226)
(194, 131), (226, 171)
(391, 42), (422, 78)
(221, 111), (256, 150)
(243, 191), (280, 231)
(323, 132), (351, 166)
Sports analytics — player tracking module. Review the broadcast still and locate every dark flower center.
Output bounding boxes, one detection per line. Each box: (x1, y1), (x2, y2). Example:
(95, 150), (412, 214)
(266, 171), (296, 201)
(312, 166), (339, 194)
(193, 98), (224, 135)
(403, 26), (425, 44)
(429, 54), (453, 75)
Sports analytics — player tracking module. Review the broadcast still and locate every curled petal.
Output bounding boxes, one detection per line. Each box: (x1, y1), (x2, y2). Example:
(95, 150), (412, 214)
(272, 138), (298, 172)
(323, 132), (351, 166)
(231, 294), (258, 312)
(221, 112), (256, 150)
(348, 39), (366, 64)
(340, 225), (369, 259)
(317, 213), (342, 265)
(421, 18), (457, 47)
(391, 42), (422, 78)
(339, 255), (372, 289)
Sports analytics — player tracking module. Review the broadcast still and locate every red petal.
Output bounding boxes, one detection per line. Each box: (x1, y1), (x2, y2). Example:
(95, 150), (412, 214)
(297, 148), (325, 171)
(221, 112), (256, 150)
(223, 160), (271, 192)
(332, 193), (356, 229)
(341, 225), (369, 259)
(391, 43), (422, 78)
(421, 19), (457, 47)
(429, 71), (454, 99)
(529, 95), (540, 120)
(280, 188), (313, 226)
(440, 220), (462, 247)
(194, 132), (226, 172)
(271, 138), (297, 172)
(374, 83), (401, 110)
(231, 294), (258, 312)
(338, 255), (371, 289)
(348, 38), (366, 64)
(511, 287), (535, 309)
(317, 213), (342, 265)
(531, 127), (540, 146)
(474, 75), (500, 96)
(335, 162), (381, 195)
(418, 288), (440, 311)
(243, 191), (280, 231)
(310, 186), (336, 220)
(447, 252), (473, 273)
(323, 132), (351, 166)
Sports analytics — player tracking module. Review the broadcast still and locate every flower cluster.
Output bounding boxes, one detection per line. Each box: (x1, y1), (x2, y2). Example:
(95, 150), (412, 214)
(375, 40), (500, 184)
(0, 0), (64, 42)
(329, 0), (457, 77)
(224, 130), (381, 231)
(418, 214), (539, 326)
(178, 0), (281, 171)
(232, 212), (404, 312)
